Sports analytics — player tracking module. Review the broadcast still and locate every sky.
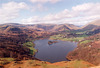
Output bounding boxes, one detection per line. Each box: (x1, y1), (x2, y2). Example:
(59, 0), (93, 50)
(0, 0), (100, 25)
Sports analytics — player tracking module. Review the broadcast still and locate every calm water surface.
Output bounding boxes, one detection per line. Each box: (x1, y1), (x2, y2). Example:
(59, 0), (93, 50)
(34, 39), (77, 63)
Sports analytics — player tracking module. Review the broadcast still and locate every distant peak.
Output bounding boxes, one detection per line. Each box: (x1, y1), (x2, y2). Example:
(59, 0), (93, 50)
(89, 19), (100, 26)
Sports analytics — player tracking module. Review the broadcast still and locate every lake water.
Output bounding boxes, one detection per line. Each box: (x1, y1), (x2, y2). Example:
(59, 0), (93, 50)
(34, 39), (77, 63)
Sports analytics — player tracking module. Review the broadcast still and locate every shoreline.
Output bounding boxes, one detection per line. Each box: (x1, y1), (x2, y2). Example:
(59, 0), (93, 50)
(34, 38), (78, 63)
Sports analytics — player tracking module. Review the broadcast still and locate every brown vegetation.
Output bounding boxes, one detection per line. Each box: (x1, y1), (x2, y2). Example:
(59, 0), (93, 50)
(67, 34), (100, 65)
(0, 25), (54, 60)
(3, 60), (94, 68)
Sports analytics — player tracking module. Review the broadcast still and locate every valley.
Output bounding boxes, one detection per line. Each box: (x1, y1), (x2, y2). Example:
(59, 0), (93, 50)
(0, 19), (100, 68)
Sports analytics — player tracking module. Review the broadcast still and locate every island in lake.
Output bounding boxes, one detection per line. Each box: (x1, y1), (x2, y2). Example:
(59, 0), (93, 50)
(48, 40), (58, 45)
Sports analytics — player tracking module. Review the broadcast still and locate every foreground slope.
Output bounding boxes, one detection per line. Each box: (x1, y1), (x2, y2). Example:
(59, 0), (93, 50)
(67, 33), (100, 65)
(3, 60), (94, 68)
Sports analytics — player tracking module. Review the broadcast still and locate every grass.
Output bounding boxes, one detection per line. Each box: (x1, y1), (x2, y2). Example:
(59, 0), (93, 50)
(23, 42), (35, 47)
(50, 34), (84, 42)
(0, 58), (15, 61)
(75, 31), (87, 34)
(0, 58), (15, 65)
(79, 40), (92, 45)
(9, 60), (94, 68)
(26, 60), (64, 68)
(29, 47), (37, 55)
(23, 42), (37, 55)
(63, 37), (84, 41)
(3, 60), (94, 68)
(66, 60), (93, 68)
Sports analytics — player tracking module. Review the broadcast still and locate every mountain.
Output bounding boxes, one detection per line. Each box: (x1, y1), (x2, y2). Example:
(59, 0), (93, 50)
(87, 27), (100, 35)
(89, 19), (100, 26)
(82, 19), (100, 31)
(27, 24), (79, 32)
(0, 23), (79, 32)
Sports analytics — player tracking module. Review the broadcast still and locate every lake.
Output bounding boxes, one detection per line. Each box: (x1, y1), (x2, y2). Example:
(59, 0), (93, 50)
(34, 39), (77, 63)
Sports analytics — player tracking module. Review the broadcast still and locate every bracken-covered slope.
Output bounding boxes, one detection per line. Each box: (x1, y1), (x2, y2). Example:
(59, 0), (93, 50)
(3, 60), (94, 68)
(0, 25), (54, 60)
(67, 33), (100, 65)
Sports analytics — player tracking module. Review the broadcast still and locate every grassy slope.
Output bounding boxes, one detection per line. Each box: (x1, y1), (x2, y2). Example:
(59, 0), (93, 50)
(0, 58), (15, 65)
(23, 42), (37, 55)
(3, 60), (94, 68)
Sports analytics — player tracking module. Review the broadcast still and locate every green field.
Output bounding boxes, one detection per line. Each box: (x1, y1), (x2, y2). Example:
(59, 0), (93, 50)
(49, 34), (85, 42)
(23, 42), (37, 55)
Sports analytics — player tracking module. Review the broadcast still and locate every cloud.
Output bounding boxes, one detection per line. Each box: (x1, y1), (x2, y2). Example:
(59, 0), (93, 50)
(21, 16), (42, 24)
(0, 1), (28, 23)
(30, 0), (61, 4)
(30, 0), (61, 11)
(72, 3), (100, 16)
(21, 2), (100, 25)
(42, 9), (76, 21)
(31, 4), (47, 11)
